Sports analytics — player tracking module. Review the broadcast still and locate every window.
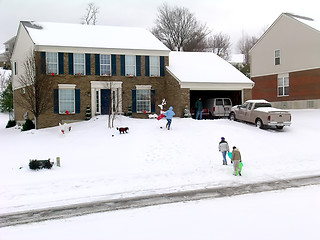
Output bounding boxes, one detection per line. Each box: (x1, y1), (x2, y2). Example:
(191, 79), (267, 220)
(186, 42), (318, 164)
(136, 86), (151, 113)
(278, 74), (289, 96)
(59, 86), (75, 114)
(14, 62), (17, 75)
(125, 55), (135, 76)
(100, 54), (111, 76)
(149, 56), (160, 77)
(74, 54), (85, 75)
(275, 50), (280, 65)
(46, 52), (58, 75)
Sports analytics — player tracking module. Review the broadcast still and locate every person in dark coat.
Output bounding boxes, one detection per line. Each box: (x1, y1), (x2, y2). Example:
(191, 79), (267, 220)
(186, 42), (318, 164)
(195, 98), (203, 120)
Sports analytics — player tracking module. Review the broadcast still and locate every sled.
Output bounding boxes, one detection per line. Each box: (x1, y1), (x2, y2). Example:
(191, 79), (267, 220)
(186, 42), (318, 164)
(237, 162), (243, 176)
(157, 113), (165, 120)
(227, 152), (232, 160)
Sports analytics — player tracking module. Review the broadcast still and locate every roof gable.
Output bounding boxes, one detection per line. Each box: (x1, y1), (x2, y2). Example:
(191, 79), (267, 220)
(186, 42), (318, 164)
(250, 13), (320, 53)
(21, 21), (170, 52)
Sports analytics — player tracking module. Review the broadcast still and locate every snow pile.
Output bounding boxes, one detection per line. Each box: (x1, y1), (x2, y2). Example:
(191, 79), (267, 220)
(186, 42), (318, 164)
(0, 109), (320, 214)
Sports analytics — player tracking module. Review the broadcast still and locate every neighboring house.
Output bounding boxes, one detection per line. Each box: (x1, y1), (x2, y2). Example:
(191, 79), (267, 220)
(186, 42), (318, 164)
(250, 13), (320, 109)
(11, 21), (254, 128)
(0, 36), (15, 69)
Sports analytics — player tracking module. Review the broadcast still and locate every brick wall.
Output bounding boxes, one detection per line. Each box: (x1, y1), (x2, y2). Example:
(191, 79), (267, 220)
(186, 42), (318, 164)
(252, 68), (320, 102)
(14, 52), (187, 128)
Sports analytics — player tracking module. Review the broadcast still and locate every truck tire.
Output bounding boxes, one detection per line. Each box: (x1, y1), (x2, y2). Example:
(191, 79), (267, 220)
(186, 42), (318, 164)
(256, 118), (264, 129)
(229, 112), (236, 121)
(276, 126), (284, 130)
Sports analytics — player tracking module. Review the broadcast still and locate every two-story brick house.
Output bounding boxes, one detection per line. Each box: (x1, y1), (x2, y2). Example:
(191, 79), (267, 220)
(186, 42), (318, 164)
(250, 13), (320, 109)
(12, 21), (254, 128)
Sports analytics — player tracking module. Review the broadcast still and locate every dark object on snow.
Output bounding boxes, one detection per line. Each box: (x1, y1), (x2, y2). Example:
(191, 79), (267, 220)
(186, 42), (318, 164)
(6, 120), (16, 128)
(29, 159), (53, 170)
(22, 119), (35, 131)
(117, 127), (129, 134)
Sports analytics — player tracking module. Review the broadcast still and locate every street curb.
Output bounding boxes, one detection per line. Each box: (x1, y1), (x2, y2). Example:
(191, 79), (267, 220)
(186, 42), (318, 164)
(1, 174), (320, 228)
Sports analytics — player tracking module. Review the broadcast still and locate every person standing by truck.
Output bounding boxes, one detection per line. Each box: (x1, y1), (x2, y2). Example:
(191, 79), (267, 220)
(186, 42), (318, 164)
(195, 98), (203, 120)
(218, 137), (230, 165)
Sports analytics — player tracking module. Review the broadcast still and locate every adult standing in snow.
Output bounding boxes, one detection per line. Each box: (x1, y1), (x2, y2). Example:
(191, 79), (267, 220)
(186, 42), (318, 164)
(195, 98), (203, 120)
(218, 137), (230, 165)
(231, 146), (242, 176)
(164, 106), (175, 130)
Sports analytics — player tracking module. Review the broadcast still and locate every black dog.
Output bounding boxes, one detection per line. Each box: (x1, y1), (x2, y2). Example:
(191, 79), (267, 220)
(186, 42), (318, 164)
(117, 127), (129, 134)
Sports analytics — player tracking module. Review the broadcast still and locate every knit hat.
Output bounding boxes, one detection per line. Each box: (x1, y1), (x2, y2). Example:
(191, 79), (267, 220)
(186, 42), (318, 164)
(221, 137), (225, 140)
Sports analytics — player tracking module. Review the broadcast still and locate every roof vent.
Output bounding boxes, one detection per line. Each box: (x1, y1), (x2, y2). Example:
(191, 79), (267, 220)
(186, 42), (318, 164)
(285, 13), (314, 21)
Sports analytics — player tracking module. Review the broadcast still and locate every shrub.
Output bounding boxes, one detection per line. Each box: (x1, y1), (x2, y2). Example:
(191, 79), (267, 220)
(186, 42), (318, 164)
(6, 120), (16, 128)
(29, 159), (53, 170)
(22, 119), (35, 131)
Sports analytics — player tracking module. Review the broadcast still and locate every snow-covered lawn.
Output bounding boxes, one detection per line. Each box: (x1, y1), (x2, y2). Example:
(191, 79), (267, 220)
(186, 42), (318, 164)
(1, 109), (319, 214)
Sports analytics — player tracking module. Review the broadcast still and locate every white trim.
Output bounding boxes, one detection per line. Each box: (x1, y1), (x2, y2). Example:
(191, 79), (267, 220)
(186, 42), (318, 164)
(58, 84), (76, 89)
(90, 81), (123, 116)
(35, 45), (170, 56)
(136, 85), (151, 90)
(180, 82), (254, 91)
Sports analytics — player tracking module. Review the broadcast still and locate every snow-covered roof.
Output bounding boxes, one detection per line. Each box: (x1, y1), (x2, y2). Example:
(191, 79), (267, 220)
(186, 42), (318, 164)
(21, 21), (170, 52)
(167, 52), (253, 89)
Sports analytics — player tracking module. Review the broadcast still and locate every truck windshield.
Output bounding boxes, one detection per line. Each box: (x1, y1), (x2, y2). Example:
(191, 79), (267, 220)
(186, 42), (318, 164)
(254, 103), (272, 109)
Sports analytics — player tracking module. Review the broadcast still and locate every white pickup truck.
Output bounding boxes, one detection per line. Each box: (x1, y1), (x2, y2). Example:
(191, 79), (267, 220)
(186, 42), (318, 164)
(229, 100), (291, 129)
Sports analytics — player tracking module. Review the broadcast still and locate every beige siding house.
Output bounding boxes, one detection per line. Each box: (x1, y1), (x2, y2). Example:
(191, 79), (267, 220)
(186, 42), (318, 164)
(250, 13), (320, 109)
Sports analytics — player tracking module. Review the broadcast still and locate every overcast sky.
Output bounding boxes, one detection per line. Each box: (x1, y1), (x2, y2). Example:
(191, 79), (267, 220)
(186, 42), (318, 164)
(0, 0), (318, 53)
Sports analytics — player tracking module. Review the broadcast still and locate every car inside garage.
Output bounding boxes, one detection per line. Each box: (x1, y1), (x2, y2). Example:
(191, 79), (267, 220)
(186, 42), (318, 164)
(190, 90), (242, 109)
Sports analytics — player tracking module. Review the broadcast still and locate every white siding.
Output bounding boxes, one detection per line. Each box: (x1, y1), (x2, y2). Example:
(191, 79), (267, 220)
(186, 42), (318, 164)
(11, 23), (35, 90)
(250, 14), (320, 77)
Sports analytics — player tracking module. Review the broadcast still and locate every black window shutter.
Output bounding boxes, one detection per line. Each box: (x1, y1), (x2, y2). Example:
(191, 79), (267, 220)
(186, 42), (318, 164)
(160, 56), (165, 76)
(41, 52), (46, 74)
(69, 53), (74, 75)
(145, 56), (150, 76)
(95, 54), (100, 75)
(120, 55), (125, 76)
(111, 54), (117, 76)
(132, 89), (136, 113)
(58, 53), (64, 74)
(85, 54), (91, 75)
(151, 89), (156, 112)
(75, 89), (80, 113)
(136, 55), (141, 76)
(54, 89), (59, 113)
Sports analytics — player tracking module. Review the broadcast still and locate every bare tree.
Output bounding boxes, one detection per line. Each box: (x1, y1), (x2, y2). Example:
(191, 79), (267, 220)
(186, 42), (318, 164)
(237, 32), (258, 64)
(16, 51), (54, 129)
(81, 2), (99, 25)
(207, 32), (231, 60)
(151, 3), (209, 51)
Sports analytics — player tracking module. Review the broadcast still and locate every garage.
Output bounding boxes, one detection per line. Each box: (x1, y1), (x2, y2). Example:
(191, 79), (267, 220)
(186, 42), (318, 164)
(190, 90), (242, 108)
(166, 51), (255, 118)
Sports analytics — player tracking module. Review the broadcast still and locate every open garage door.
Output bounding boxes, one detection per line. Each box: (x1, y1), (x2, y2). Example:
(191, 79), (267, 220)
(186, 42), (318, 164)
(190, 90), (242, 109)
